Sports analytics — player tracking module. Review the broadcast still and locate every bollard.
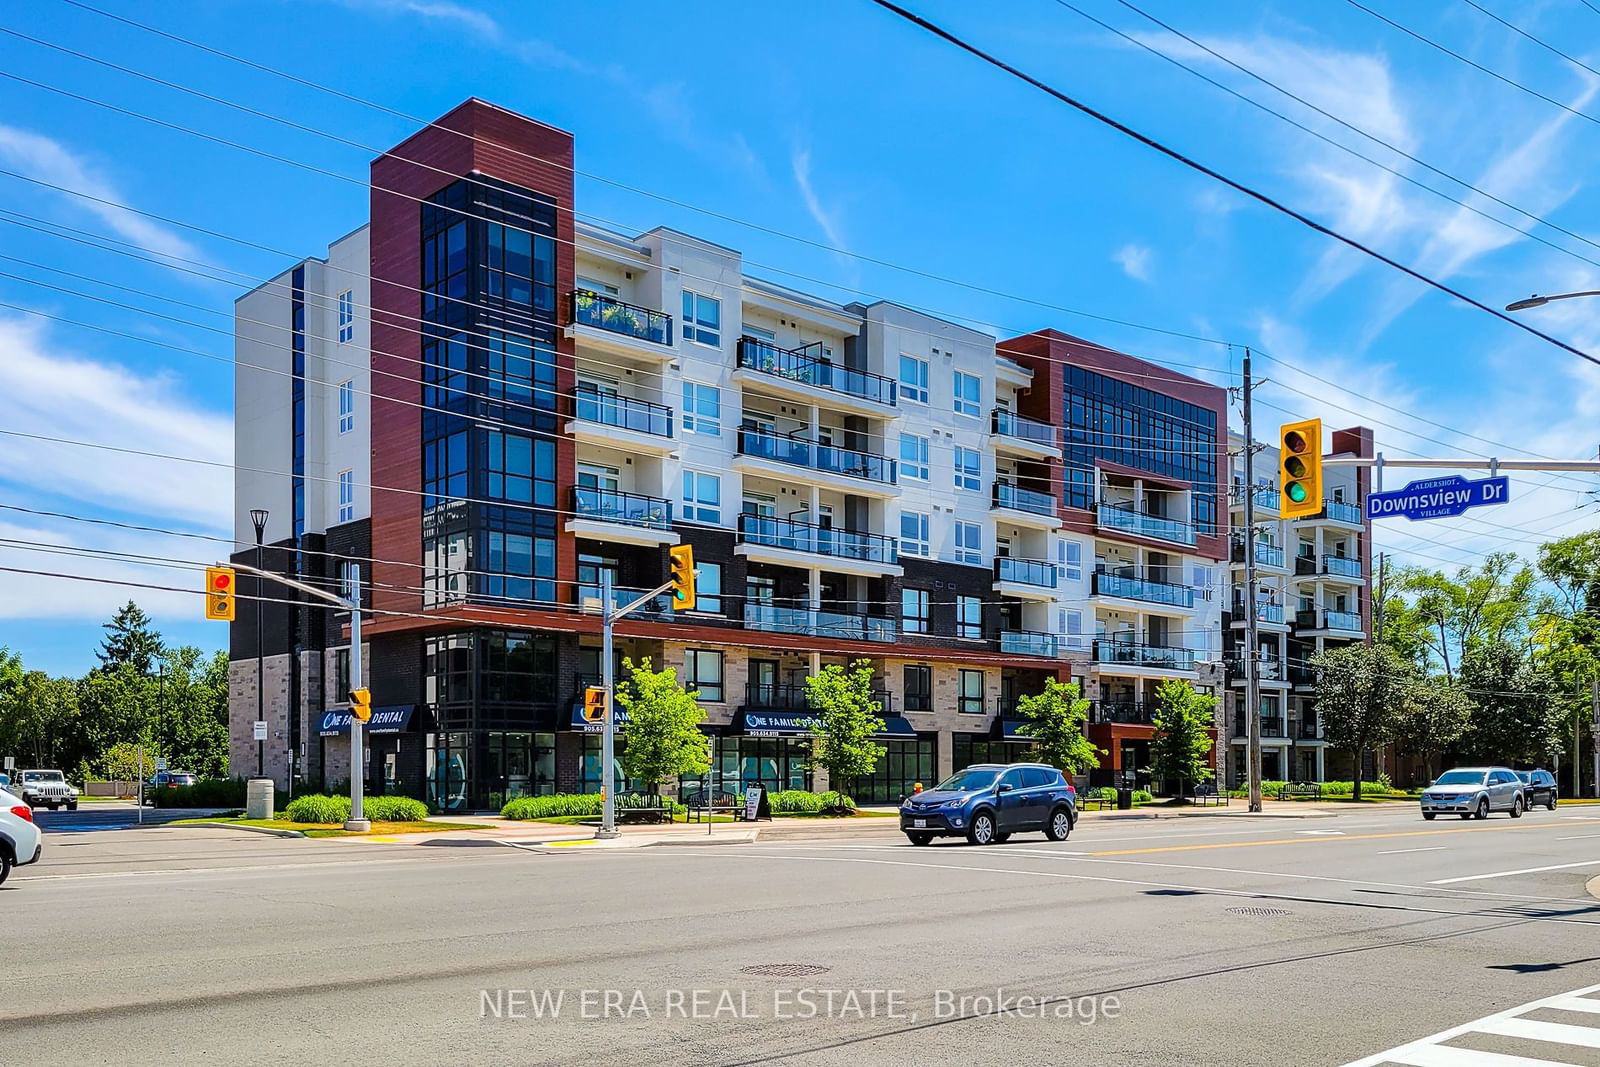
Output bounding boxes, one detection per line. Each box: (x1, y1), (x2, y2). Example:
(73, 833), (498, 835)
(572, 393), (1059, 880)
(245, 777), (275, 821)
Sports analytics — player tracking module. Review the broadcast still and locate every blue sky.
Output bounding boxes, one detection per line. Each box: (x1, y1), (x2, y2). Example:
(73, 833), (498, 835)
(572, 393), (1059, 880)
(1, 0), (1598, 674)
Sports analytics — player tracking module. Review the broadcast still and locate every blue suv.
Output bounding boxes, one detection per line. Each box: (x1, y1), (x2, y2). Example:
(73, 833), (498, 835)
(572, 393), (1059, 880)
(899, 763), (1077, 846)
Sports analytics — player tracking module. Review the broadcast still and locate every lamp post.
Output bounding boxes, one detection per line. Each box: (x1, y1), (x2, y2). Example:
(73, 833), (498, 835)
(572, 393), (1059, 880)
(1504, 291), (1600, 312)
(250, 508), (268, 781)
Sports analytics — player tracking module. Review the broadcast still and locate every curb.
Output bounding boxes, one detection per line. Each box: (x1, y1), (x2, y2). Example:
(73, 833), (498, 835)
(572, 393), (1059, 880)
(177, 821), (306, 839)
(1588, 875), (1600, 902)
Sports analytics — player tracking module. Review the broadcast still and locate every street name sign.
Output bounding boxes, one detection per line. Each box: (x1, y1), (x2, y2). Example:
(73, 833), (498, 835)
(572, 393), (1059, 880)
(1366, 474), (1509, 522)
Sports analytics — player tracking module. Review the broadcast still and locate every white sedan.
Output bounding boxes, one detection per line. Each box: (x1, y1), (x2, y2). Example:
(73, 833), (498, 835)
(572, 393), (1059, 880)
(0, 787), (43, 885)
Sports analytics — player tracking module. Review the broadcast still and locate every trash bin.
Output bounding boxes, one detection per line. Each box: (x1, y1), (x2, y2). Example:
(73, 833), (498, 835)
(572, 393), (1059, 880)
(1116, 787), (1133, 811)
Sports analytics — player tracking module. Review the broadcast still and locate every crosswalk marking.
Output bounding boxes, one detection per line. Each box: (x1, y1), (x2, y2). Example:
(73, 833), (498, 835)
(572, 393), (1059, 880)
(1342, 982), (1600, 1067)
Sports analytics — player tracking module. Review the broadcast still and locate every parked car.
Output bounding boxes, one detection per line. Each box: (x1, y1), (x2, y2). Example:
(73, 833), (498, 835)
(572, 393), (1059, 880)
(142, 771), (198, 804)
(1420, 767), (1525, 820)
(14, 769), (78, 811)
(1515, 769), (1558, 811)
(0, 786), (43, 886)
(899, 763), (1077, 846)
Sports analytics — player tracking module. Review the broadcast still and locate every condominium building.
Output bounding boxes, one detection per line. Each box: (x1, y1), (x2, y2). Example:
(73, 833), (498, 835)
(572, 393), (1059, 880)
(228, 98), (1230, 809)
(1225, 426), (1374, 784)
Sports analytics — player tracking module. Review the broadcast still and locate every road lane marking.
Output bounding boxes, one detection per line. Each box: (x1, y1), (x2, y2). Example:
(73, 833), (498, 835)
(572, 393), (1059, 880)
(23, 853), (525, 882)
(1341, 981), (1600, 1067)
(1477, 1016), (1600, 1048)
(1559, 835), (1600, 841)
(1378, 847), (1447, 855)
(1297, 829), (1346, 835)
(1084, 818), (1585, 857)
(1431, 859), (1600, 885)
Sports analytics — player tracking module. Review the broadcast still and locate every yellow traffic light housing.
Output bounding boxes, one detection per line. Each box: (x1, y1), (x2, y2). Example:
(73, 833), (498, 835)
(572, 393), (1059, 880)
(348, 687), (372, 723)
(204, 566), (236, 621)
(1278, 418), (1323, 519)
(667, 544), (696, 612)
(583, 686), (608, 723)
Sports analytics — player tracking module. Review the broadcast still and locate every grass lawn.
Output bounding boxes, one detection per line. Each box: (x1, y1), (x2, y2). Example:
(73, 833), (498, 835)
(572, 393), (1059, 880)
(523, 809), (897, 827)
(171, 817), (486, 837)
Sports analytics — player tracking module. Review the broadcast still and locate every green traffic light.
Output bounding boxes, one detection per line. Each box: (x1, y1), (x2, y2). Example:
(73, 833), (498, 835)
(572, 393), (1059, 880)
(1286, 483), (1308, 504)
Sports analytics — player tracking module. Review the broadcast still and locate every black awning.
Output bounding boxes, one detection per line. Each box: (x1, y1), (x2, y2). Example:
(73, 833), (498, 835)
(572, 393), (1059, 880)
(875, 716), (918, 739)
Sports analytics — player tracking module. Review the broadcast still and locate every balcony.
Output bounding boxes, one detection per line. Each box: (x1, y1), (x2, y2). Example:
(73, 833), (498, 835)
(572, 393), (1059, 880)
(734, 337), (897, 413)
(743, 603), (897, 643)
(1321, 500), (1363, 526)
(1322, 555), (1363, 580)
(570, 386), (677, 455)
(743, 683), (893, 713)
(1097, 502), (1196, 546)
(567, 290), (673, 357)
(1092, 569), (1195, 609)
(565, 487), (679, 548)
(1289, 664), (1315, 687)
(579, 583), (675, 620)
(735, 426), (898, 494)
(1296, 720), (1320, 740)
(1231, 539), (1285, 569)
(1000, 630), (1059, 658)
(1232, 598), (1286, 626)
(992, 480), (1061, 528)
(1232, 481), (1280, 514)
(1232, 715), (1287, 738)
(994, 556), (1057, 588)
(1093, 639), (1196, 672)
(735, 514), (900, 575)
(1296, 608), (1363, 635)
(991, 409), (1060, 459)
(1094, 701), (1156, 725)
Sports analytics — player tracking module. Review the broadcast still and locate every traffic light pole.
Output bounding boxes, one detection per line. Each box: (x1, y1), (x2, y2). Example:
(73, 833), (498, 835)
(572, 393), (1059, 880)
(1243, 351), (1263, 815)
(597, 570), (680, 840)
(344, 562), (368, 832)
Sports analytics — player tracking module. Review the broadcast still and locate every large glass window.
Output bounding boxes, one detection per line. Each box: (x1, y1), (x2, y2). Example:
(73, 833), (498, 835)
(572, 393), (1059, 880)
(681, 290), (721, 347)
(684, 649), (724, 702)
(904, 665), (931, 712)
(486, 430), (555, 506)
(953, 370), (981, 417)
(483, 222), (556, 313)
(957, 595), (982, 639)
(902, 588), (930, 634)
(848, 738), (936, 804)
(338, 379), (354, 433)
(899, 355), (928, 403)
(959, 669), (984, 715)
(337, 469), (355, 523)
(681, 382), (721, 436)
(694, 561), (724, 615)
(955, 521), (981, 565)
(337, 289), (355, 343)
(682, 470), (722, 524)
(899, 433), (929, 481)
(900, 510), (930, 557)
(953, 446), (982, 492)
(422, 430), (468, 509)
(953, 734), (1035, 771)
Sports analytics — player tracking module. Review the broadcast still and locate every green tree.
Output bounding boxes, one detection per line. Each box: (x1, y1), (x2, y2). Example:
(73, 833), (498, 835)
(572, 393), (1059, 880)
(1015, 678), (1100, 776)
(1457, 640), (1563, 766)
(1149, 679), (1215, 799)
(616, 657), (710, 793)
(99, 740), (151, 794)
(1392, 679), (1472, 784)
(96, 601), (164, 675)
(1396, 555), (1536, 681)
(8, 670), (80, 768)
(1313, 643), (1415, 800)
(805, 660), (885, 786)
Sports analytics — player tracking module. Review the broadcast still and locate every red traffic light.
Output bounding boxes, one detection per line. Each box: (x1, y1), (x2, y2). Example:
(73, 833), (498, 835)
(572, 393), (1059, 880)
(1283, 430), (1309, 454)
(212, 572), (232, 591)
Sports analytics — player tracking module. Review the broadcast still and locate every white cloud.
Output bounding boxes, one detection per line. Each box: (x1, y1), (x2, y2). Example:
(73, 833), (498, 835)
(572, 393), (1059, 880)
(0, 517), (204, 622)
(791, 146), (858, 286)
(1113, 243), (1153, 282)
(0, 125), (197, 263)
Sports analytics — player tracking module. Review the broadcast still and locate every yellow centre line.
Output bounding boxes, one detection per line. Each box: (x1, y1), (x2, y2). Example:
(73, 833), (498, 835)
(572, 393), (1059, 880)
(1088, 819), (1580, 856)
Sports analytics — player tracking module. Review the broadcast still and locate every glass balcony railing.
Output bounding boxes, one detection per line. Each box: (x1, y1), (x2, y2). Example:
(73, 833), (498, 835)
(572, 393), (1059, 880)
(991, 409), (1057, 448)
(574, 386), (673, 438)
(1000, 630), (1059, 657)
(1231, 481), (1279, 512)
(1093, 640), (1196, 671)
(1232, 539), (1284, 568)
(1322, 555), (1362, 579)
(994, 556), (1058, 588)
(743, 683), (893, 712)
(569, 289), (672, 346)
(737, 427), (896, 484)
(992, 480), (1057, 517)
(1297, 608), (1362, 633)
(571, 487), (673, 530)
(1097, 502), (1196, 546)
(743, 603), (897, 642)
(736, 337), (897, 407)
(1093, 570), (1195, 608)
(579, 584), (674, 619)
(737, 515), (898, 565)
(1232, 599), (1286, 625)
(1323, 500), (1363, 525)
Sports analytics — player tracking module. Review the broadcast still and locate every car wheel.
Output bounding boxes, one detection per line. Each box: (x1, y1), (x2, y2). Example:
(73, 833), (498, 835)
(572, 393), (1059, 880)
(966, 811), (996, 846)
(1046, 807), (1073, 841)
(1511, 795), (1523, 819)
(0, 850), (10, 886)
(1551, 794), (1559, 811)
(67, 802), (77, 811)
(1475, 798), (1489, 820)
(905, 832), (933, 847)
(1422, 812), (1436, 821)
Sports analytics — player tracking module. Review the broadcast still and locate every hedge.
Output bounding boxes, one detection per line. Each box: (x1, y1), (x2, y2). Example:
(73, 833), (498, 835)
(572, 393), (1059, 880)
(148, 777), (295, 809)
(282, 794), (350, 823)
(768, 790), (855, 814)
(500, 792), (686, 821)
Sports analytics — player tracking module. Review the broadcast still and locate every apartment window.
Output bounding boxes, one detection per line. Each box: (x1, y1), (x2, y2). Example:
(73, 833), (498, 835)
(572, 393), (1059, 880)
(337, 379), (355, 434)
(900, 510), (930, 557)
(953, 446), (981, 492)
(1058, 609), (1084, 649)
(957, 595), (982, 639)
(904, 665), (932, 712)
(337, 289), (354, 343)
(1058, 539), (1082, 582)
(959, 669), (984, 714)
(695, 561), (723, 615)
(899, 433), (930, 481)
(899, 355), (928, 403)
(953, 370), (981, 417)
(681, 382), (721, 437)
(577, 276), (618, 296)
(333, 647), (350, 698)
(744, 324), (777, 341)
(682, 470), (722, 524)
(684, 649), (724, 702)
(955, 520), (981, 565)
(681, 290), (721, 347)
(337, 469), (355, 523)
(486, 430), (555, 506)
(902, 588), (930, 634)
(1191, 564), (1216, 601)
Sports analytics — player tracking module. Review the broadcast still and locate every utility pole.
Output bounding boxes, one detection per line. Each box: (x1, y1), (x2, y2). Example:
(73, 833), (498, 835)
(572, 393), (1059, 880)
(1374, 553), (1388, 644)
(1243, 349), (1262, 814)
(599, 568), (618, 840)
(345, 561), (368, 832)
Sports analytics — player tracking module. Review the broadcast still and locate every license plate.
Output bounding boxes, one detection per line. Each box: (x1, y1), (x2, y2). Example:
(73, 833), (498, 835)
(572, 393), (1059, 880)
(913, 819), (927, 828)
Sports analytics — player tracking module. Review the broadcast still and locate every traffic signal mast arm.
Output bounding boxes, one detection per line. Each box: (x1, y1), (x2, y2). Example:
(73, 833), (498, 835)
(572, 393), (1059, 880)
(227, 559), (358, 609)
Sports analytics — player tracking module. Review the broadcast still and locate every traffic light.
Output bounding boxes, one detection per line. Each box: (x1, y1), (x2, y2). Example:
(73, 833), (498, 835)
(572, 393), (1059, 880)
(1278, 418), (1323, 519)
(348, 687), (372, 723)
(583, 686), (608, 723)
(204, 566), (236, 621)
(667, 544), (696, 612)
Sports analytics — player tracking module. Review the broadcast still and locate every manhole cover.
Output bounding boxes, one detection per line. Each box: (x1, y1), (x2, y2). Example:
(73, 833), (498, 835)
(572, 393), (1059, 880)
(740, 963), (832, 978)
(1226, 906), (1291, 917)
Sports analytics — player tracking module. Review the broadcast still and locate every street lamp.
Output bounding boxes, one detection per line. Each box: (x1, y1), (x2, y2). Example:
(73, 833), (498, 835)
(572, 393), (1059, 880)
(1504, 290), (1600, 312)
(250, 508), (268, 781)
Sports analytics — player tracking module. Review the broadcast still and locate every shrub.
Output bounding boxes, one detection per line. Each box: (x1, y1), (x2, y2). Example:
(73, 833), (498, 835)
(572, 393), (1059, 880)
(1132, 789), (1154, 804)
(148, 777), (247, 808)
(769, 789), (855, 815)
(364, 795), (429, 822)
(283, 794), (351, 824)
(500, 792), (685, 821)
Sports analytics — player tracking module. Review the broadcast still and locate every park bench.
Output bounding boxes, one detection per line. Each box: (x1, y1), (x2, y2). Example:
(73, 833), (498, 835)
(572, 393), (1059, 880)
(1078, 788), (1117, 811)
(1280, 781), (1323, 801)
(1190, 783), (1229, 807)
(616, 792), (673, 823)
(682, 789), (740, 823)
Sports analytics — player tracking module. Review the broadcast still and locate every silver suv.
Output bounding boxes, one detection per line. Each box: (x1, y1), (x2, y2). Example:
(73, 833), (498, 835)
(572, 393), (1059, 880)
(16, 770), (78, 811)
(1420, 766), (1523, 821)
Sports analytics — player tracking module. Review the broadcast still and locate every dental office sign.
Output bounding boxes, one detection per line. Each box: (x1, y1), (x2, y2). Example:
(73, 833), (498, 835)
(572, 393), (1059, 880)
(1366, 475), (1510, 522)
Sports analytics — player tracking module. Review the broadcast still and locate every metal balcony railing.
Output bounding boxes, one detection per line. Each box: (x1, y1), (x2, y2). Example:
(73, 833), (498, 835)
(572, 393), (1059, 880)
(743, 683), (893, 712)
(1297, 721), (1320, 740)
(994, 556), (1058, 588)
(737, 514), (898, 565)
(736, 337), (897, 407)
(569, 289), (672, 346)
(1093, 569), (1195, 608)
(1232, 539), (1284, 568)
(993, 480), (1057, 517)
(571, 487), (673, 530)
(737, 426), (896, 484)
(579, 584), (674, 619)
(1097, 502), (1196, 546)
(743, 603), (897, 642)
(991, 409), (1057, 447)
(574, 385), (673, 438)
(1000, 630), (1059, 657)
(1322, 555), (1362, 579)
(1095, 701), (1155, 725)
(1093, 640), (1197, 671)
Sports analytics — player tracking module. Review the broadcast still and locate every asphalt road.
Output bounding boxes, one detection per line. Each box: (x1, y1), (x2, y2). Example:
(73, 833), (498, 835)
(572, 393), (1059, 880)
(7, 803), (1600, 1066)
